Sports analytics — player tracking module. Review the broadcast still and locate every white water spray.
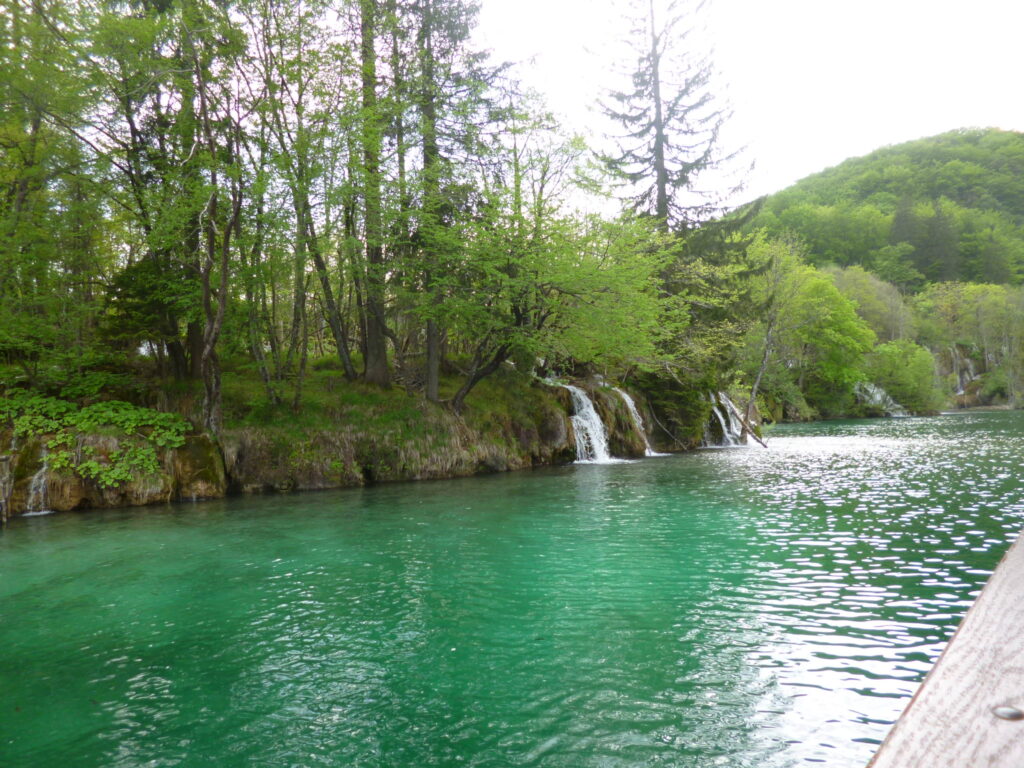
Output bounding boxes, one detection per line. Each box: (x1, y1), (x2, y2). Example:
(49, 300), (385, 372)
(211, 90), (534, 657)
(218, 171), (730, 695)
(24, 446), (53, 515)
(854, 382), (909, 417)
(704, 392), (747, 447)
(949, 346), (980, 397)
(561, 385), (616, 463)
(613, 388), (668, 457)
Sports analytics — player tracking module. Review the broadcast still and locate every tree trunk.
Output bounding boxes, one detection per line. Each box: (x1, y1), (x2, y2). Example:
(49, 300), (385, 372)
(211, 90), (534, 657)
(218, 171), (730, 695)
(425, 318), (441, 401)
(296, 184), (358, 380)
(187, 320), (204, 379)
(746, 319), (774, 428)
(648, 0), (670, 230)
(360, 0), (391, 388)
(419, 0), (444, 400)
(245, 180), (280, 405)
(449, 343), (512, 413)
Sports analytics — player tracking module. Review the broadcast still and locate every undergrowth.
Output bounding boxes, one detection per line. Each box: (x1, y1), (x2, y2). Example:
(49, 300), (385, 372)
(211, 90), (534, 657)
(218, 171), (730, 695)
(0, 391), (188, 488)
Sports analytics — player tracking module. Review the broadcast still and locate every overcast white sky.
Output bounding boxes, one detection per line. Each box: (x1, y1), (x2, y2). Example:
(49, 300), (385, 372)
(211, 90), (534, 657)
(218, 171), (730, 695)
(474, 0), (1024, 207)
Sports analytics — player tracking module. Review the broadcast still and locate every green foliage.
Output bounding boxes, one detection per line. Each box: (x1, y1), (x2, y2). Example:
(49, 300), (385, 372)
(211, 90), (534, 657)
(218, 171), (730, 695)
(750, 129), (1024, 286)
(1, 391), (188, 487)
(739, 232), (876, 418)
(601, 0), (730, 230)
(980, 367), (1010, 402)
(869, 243), (923, 290)
(58, 369), (135, 402)
(865, 340), (944, 413)
(102, 259), (200, 349)
(783, 270), (876, 413)
(827, 265), (914, 342)
(536, 215), (672, 370)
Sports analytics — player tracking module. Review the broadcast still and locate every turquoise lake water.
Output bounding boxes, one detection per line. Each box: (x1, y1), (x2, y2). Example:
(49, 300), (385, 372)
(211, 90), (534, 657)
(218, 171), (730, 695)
(2, 411), (1023, 767)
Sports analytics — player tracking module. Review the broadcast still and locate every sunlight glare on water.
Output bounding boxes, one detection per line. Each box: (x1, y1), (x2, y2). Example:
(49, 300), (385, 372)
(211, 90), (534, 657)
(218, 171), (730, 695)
(1, 411), (1023, 767)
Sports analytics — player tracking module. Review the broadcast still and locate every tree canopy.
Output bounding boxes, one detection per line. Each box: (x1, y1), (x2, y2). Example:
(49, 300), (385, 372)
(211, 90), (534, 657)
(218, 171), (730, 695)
(748, 129), (1024, 287)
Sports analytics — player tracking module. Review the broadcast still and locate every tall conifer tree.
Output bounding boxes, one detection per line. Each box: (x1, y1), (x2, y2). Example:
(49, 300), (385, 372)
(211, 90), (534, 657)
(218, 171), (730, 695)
(602, 0), (731, 232)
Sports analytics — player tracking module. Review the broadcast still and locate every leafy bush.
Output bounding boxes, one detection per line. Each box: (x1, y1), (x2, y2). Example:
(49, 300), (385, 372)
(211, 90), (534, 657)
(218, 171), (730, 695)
(0, 392), (188, 487)
(864, 340), (945, 413)
(981, 368), (1010, 402)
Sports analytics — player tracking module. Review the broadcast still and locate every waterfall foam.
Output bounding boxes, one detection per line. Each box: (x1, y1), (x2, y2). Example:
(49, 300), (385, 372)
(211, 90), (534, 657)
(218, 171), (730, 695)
(0, 456), (11, 522)
(854, 382), (909, 417)
(949, 346), (980, 397)
(25, 447), (51, 515)
(613, 388), (668, 457)
(561, 384), (620, 464)
(704, 392), (747, 447)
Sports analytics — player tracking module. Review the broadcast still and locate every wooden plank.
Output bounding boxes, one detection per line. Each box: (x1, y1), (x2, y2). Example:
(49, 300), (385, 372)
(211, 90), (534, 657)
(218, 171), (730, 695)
(868, 531), (1024, 767)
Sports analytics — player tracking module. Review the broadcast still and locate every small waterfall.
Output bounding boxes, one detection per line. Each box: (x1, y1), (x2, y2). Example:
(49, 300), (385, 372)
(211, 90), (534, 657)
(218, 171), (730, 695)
(0, 456), (11, 522)
(950, 345), (967, 395)
(613, 387), (668, 457)
(561, 384), (615, 463)
(704, 392), (746, 447)
(0, 434), (15, 521)
(855, 382), (909, 417)
(949, 346), (980, 396)
(24, 447), (52, 515)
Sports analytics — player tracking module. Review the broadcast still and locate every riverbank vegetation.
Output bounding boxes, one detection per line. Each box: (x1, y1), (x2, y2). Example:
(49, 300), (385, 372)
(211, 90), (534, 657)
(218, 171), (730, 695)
(740, 129), (1024, 418)
(3, 0), (1024, 497)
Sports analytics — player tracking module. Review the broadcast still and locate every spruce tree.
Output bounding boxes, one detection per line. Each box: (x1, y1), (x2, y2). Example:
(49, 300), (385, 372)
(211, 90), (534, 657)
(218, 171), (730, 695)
(602, 0), (732, 233)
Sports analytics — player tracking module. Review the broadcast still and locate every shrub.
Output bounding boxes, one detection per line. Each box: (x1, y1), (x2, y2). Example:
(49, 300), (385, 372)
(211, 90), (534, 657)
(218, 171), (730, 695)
(864, 340), (945, 413)
(0, 392), (188, 487)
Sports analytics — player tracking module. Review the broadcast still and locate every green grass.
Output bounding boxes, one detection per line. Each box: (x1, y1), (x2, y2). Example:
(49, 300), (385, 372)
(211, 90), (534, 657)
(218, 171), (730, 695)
(221, 360), (440, 447)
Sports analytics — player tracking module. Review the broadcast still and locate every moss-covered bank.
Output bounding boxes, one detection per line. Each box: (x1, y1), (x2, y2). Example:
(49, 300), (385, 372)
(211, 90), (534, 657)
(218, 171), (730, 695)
(1, 371), (704, 520)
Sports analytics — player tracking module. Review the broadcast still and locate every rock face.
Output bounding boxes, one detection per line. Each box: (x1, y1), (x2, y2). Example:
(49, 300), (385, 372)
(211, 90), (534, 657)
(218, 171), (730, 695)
(588, 386), (648, 459)
(0, 381), (662, 520)
(0, 432), (227, 520)
(220, 394), (579, 493)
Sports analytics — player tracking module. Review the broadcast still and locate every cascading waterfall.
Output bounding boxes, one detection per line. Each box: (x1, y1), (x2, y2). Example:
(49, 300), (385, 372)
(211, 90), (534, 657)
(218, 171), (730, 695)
(949, 345), (980, 396)
(561, 384), (615, 463)
(24, 447), (52, 516)
(0, 435), (15, 521)
(0, 456), (11, 522)
(613, 388), (668, 457)
(854, 382), (909, 417)
(704, 392), (747, 447)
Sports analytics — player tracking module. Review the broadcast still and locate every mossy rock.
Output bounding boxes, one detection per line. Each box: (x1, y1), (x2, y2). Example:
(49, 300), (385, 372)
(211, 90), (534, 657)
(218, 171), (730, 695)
(170, 434), (227, 500)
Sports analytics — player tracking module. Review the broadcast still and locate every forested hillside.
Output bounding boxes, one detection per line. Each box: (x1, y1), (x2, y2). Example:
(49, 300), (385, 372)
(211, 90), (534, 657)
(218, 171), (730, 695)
(751, 129), (1024, 286)
(736, 129), (1024, 420)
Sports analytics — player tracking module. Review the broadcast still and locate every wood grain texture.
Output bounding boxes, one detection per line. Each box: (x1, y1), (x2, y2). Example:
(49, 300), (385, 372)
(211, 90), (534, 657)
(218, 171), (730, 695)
(868, 532), (1024, 767)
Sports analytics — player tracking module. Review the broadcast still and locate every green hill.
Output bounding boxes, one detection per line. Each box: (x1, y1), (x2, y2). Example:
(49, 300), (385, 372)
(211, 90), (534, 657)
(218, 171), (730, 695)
(749, 128), (1024, 287)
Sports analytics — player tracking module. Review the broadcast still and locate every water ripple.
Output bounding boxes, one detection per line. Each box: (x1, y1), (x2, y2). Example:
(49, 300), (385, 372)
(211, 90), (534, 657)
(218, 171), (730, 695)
(1, 412), (1023, 767)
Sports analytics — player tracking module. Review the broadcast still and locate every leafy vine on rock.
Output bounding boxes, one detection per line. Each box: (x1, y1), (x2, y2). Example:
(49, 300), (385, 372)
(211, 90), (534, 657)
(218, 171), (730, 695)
(1, 393), (188, 488)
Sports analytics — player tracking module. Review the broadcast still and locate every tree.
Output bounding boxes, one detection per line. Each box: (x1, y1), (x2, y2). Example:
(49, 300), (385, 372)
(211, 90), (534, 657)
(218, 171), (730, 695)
(181, 0), (246, 434)
(358, 0), (391, 387)
(740, 233), (810, 423)
(602, 0), (732, 232)
(740, 232), (876, 420)
(405, 0), (492, 401)
(916, 201), (961, 281)
(0, 0), (107, 385)
(827, 265), (913, 342)
(243, 0), (360, 393)
(865, 340), (943, 414)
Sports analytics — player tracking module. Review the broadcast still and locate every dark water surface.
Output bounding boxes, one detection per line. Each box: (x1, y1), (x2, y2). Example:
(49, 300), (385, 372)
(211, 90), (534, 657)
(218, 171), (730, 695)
(3, 411), (1023, 767)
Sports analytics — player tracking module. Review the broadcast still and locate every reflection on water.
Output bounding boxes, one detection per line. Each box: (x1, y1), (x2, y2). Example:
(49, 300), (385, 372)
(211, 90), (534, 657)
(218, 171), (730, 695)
(1, 411), (1023, 767)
